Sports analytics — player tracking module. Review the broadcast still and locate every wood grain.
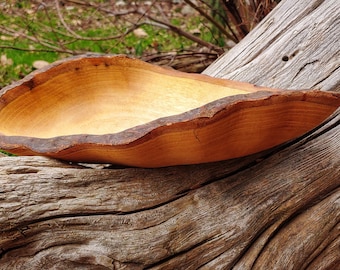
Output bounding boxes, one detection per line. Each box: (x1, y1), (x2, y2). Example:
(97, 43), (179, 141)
(2, 56), (338, 167)
(204, 0), (340, 91)
(0, 108), (339, 269)
(0, 0), (339, 268)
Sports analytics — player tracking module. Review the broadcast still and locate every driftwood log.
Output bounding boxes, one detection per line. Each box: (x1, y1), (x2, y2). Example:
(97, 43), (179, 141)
(1, 0), (339, 269)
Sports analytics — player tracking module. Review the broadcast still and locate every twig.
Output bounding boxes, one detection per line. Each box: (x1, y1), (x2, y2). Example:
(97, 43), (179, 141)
(0, 45), (76, 54)
(221, 0), (249, 40)
(41, 2), (70, 51)
(136, 9), (224, 54)
(196, 0), (240, 42)
(55, 0), (83, 39)
(64, 0), (225, 53)
(183, 0), (237, 43)
(64, 0), (137, 17)
(0, 26), (80, 54)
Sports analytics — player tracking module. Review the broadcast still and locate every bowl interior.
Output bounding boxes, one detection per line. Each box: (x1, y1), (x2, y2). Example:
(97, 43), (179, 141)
(0, 57), (250, 138)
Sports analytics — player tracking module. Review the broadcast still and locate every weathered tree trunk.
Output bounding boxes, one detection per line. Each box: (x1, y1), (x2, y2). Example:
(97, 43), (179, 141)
(1, 0), (339, 269)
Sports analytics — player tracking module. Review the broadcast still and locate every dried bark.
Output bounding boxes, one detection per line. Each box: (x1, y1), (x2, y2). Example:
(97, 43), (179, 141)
(0, 0), (339, 269)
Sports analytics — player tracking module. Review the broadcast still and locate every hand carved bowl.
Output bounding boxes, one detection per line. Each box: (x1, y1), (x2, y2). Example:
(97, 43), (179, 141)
(0, 55), (339, 167)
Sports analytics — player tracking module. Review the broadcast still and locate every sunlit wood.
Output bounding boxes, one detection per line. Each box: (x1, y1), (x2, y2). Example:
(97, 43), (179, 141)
(0, 55), (339, 167)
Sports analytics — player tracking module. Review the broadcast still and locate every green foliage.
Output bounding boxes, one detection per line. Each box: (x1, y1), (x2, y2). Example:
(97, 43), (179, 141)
(0, 2), (198, 88)
(0, 0), (278, 88)
(0, 149), (15, 156)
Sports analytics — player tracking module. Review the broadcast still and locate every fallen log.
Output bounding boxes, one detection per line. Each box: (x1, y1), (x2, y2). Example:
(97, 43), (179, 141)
(0, 0), (339, 269)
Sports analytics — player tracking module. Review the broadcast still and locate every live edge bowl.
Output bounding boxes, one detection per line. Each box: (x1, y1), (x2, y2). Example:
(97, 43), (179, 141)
(0, 55), (339, 167)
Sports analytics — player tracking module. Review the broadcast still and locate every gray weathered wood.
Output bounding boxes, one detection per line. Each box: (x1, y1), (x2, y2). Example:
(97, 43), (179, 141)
(204, 0), (340, 91)
(1, 0), (339, 269)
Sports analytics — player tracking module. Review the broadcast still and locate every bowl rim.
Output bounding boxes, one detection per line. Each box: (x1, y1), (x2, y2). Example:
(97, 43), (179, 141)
(0, 54), (339, 160)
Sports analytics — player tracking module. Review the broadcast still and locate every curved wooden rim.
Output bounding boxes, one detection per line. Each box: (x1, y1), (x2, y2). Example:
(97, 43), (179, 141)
(0, 89), (339, 153)
(0, 54), (277, 109)
(0, 54), (339, 166)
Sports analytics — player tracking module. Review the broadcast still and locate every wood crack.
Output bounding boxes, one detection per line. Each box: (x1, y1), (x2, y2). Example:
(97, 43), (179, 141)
(312, 65), (340, 91)
(292, 60), (319, 81)
(144, 237), (213, 269)
(3, 192), (188, 234)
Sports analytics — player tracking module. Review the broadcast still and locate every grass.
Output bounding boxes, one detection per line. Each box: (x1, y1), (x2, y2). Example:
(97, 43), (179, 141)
(0, 0), (278, 89)
(0, 1), (210, 89)
(0, 149), (15, 156)
(0, 28), (193, 88)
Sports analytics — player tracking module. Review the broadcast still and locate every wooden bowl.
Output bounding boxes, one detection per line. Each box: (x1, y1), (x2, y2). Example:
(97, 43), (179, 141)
(0, 55), (339, 167)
